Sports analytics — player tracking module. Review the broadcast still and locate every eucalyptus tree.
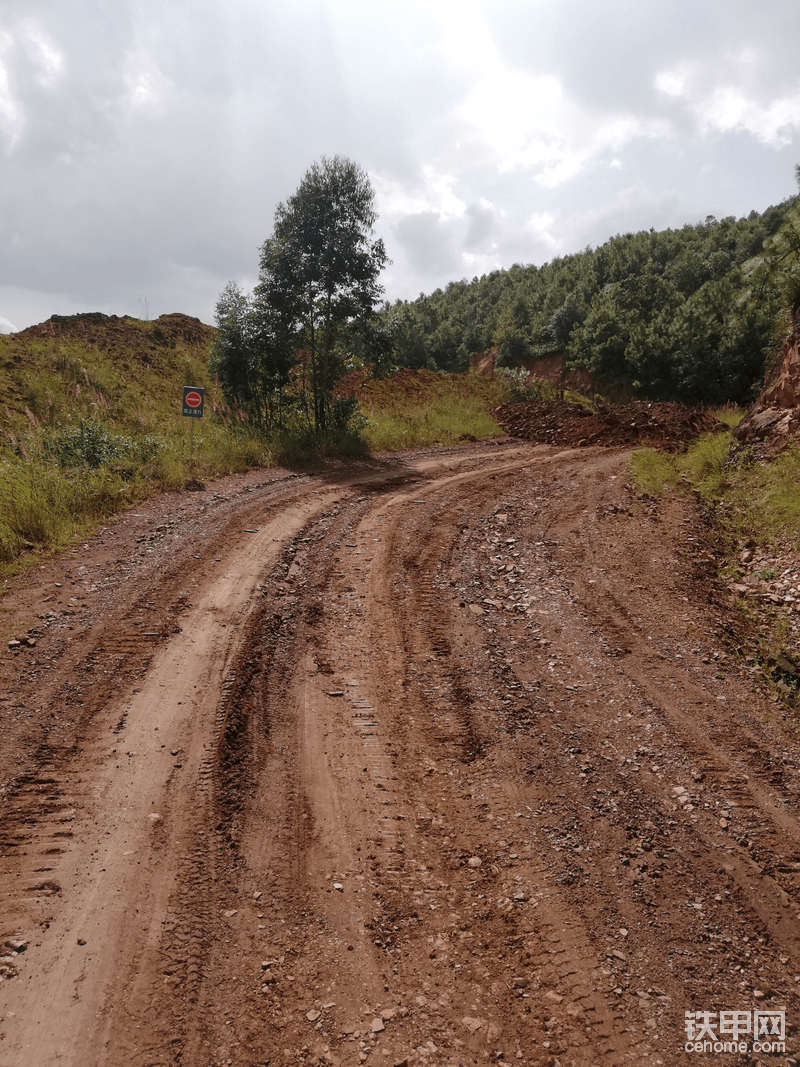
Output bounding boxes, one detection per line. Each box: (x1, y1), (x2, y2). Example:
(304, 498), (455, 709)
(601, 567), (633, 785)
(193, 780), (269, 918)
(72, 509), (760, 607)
(257, 155), (389, 430)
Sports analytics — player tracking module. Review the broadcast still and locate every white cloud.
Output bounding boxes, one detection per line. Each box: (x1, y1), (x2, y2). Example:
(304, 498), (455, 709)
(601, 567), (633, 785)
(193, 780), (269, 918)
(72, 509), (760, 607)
(654, 64), (692, 99)
(0, 315), (17, 334)
(524, 211), (560, 254)
(25, 27), (64, 87)
(655, 56), (800, 147)
(457, 49), (655, 187)
(698, 86), (800, 146)
(123, 47), (169, 111)
(374, 166), (466, 222)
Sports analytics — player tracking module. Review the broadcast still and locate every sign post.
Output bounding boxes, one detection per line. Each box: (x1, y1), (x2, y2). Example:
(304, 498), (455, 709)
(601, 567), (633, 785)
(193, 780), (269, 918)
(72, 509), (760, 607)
(182, 386), (205, 474)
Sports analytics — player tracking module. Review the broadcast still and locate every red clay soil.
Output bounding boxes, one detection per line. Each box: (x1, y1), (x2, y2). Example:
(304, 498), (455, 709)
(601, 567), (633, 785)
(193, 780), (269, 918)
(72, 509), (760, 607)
(2, 439), (800, 1066)
(492, 399), (723, 450)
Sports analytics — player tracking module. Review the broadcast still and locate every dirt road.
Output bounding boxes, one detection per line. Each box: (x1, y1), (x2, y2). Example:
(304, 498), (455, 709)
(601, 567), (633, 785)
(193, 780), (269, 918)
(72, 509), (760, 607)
(1, 442), (799, 1067)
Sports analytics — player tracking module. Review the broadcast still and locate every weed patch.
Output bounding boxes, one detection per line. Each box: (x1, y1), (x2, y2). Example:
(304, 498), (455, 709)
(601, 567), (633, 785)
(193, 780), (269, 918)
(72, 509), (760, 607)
(630, 423), (800, 708)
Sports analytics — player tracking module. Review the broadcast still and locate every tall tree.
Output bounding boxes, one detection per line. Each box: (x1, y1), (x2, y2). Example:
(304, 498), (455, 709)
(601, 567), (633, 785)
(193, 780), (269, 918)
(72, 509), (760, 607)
(257, 156), (388, 430)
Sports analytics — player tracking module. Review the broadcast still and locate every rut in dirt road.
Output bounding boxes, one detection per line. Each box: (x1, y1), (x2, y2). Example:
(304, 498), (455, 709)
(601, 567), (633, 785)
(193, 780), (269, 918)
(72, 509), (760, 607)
(2, 443), (800, 1067)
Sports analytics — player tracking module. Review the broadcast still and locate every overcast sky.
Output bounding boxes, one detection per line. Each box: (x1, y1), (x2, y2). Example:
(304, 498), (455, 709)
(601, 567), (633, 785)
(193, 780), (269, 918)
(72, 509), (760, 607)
(1, 0), (799, 332)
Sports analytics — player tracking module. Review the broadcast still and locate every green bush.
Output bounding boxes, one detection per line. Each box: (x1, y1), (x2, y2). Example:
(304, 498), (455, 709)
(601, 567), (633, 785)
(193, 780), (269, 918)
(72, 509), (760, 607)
(38, 421), (164, 468)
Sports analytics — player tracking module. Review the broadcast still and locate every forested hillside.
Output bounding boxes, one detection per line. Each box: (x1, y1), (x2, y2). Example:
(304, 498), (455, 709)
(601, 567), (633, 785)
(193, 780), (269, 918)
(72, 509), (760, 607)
(384, 196), (799, 405)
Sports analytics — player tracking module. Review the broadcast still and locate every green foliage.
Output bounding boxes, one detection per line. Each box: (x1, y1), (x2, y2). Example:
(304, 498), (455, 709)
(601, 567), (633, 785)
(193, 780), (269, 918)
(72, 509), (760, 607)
(0, 458), (145, 563)
(630, 432), (800, 551)
(383, 198), (800, 404)
(38, 420), (163, 468)
(358, 371), (507, 452)
(0, 314), (276, 574)
(494, 366), (557, 402)
(211, 157), (390, 435)
(751, 166), (800, 321)
(210, 282), (294, 431)
(629, 449), (680, 496)
(256, 155), (389, 430)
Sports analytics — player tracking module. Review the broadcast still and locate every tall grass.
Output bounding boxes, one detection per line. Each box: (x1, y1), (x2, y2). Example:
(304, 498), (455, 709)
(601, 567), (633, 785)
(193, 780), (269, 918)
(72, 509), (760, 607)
(630, 426), (800, 550)
(359, 372), (508, 451)
(0, 342), (515, 579)
(0, 459), (146, 564)
(364, 395), (504, 451)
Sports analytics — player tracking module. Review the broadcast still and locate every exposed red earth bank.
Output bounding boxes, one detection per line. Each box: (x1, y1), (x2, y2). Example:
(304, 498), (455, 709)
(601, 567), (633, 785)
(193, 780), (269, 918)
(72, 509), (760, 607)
(1, 441), (799, 1067)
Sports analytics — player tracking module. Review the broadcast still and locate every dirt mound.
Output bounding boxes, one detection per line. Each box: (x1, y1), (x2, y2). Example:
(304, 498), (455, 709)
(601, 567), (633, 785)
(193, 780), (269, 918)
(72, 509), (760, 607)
(17, 311), (215, 359)
(735, 317), (800, 445)
(492, 397), (722, 448)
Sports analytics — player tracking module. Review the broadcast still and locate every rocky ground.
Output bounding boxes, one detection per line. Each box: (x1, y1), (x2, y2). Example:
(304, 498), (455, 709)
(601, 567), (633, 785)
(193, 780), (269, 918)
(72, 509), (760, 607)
(1, 440), (800, 1067)
(491, 399), (722, 450)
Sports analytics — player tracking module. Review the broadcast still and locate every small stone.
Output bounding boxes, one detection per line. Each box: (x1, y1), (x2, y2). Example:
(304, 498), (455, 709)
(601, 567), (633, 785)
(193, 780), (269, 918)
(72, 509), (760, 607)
(77, 938), (86, 946)
(381, 1008), (396, 1020)
(370, 1017), (385, 1033)
(753, 989), (766, 1000)
(467, 856), (482, 868)
(307, 1010), (321, 1022)
(5, 940), (27, 953)
(719, 819), (728, 829)
(468, 604), (484, 615)
(224, 909), (238, 917)
(512, 977), (527, 989)
(544, 991), (564, 1004)
(149, 813), (162, 824)
(394, 1059), (409, 1067)
(328, 691), (344, 697)
(254, 891), (262, 899)
(611, 950), (627, 962)
(7, 640), (20, 649)
(261, 960), (271, 970)
(619, 928), (628, 938)
(333, 882), (343, 892)
(462, 1017), (485, 1035)
(513, 891), (526, 902)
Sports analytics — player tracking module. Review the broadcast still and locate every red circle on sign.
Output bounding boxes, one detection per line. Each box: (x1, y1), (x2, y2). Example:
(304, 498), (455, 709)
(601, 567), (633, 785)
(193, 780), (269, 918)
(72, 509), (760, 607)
(185, 391), (202, 407)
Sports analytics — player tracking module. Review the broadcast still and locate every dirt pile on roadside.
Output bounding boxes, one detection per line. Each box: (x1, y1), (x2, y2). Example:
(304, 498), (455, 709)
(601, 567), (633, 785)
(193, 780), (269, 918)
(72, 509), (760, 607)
(15, 311), (215, 361)
(735, 318), (800, 445)
(492, 397), (722, 448)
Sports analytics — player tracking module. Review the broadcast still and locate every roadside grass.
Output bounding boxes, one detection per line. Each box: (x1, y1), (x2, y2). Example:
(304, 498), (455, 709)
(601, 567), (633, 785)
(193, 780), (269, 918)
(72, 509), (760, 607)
(629, 449), (681, 496)
(363, 393), (504, 451)
(630, 418), (800, 705)
(0, 349), (513, 581)
(631, 428), (800, 551)
(352, 368), (508, 451)
(1, 332), (221, 442)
